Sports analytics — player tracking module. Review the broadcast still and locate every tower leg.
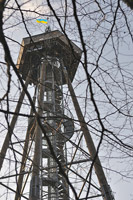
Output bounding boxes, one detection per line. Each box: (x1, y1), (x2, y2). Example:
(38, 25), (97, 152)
(14, 89), (37, 200)
(0, 71), (31, 171)
(63, 68), (114, 200)
(29, 61), (46, 200)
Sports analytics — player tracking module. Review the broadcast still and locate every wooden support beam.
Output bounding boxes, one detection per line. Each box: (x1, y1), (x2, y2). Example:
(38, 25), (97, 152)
(63, 68), (114, 200)
(14, 90), (37, 200)
(0, 71), (31, 171)
(29, 61), (46, 200)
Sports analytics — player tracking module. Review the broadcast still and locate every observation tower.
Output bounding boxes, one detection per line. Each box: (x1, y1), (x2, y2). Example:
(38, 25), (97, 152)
(0, 29), (115, 200)
(16, 30), (82, 200)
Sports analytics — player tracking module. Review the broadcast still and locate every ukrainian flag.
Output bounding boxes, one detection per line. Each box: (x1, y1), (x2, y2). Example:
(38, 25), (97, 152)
(36, 19), (48, 24)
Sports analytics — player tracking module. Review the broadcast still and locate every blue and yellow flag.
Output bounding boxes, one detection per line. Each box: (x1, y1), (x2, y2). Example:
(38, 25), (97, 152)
(36, 19), (48, 24)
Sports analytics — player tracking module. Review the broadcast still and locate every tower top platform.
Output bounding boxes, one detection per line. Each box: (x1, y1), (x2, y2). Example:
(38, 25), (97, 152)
(16, 30), (82, 84)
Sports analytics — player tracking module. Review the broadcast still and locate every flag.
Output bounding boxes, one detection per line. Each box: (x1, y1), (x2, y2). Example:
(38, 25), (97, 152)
(36, 19), (48, 24)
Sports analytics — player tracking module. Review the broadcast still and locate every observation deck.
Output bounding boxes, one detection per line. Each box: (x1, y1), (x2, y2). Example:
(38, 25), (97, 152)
(16, 30), (82, 84)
